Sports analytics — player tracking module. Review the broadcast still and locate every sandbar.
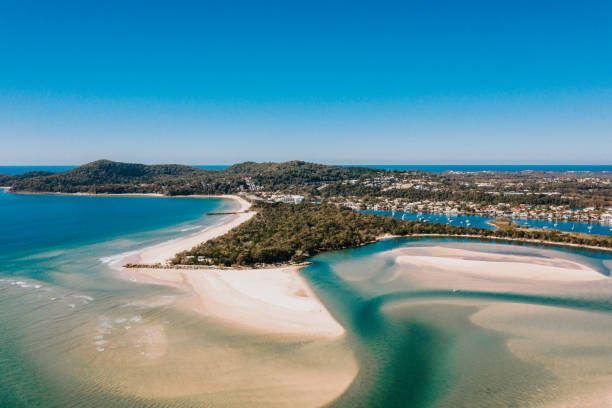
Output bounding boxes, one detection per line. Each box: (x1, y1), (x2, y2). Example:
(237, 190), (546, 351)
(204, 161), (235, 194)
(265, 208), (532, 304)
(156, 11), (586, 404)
(386, 246), (606, 282)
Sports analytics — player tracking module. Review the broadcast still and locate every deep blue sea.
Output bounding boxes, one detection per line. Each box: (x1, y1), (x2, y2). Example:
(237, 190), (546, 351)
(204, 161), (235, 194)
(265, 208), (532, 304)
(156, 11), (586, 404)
(0, 165), (229, 175)
(2, 164), (612, 175)
(351, 164), (612, 172)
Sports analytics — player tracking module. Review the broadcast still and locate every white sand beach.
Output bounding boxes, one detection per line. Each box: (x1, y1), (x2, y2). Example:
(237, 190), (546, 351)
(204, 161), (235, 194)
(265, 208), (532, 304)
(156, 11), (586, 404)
(121, 194), (254, 265)
(386, 246), (606, 282)
(102, 194), (355, 405)
(115, 194), (345, 338)
(120, 265), (345, 337)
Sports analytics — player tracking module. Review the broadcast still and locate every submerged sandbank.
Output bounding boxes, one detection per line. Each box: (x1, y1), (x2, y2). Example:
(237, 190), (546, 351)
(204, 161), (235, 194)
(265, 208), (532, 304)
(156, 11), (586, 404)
(375, 243), (612, 407)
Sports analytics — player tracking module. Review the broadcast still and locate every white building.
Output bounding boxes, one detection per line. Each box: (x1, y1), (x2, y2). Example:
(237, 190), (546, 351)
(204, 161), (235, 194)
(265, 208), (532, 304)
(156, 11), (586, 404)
(276, 195), (305, 204)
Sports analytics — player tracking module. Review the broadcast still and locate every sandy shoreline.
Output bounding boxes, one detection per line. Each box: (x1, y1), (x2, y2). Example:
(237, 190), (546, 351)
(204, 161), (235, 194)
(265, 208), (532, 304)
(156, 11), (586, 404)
(112, 194), (346, 338)
(120, 265), (345, 337)
(386, 246), (606, 282)
(121, 195), (254, 265)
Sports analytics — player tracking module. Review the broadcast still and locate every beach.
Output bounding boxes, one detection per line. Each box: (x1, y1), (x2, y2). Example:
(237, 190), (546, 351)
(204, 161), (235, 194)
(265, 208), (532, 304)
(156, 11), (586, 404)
(114, 195), (345, 337)
(120, 194), (255, 265)
(103, 194), (356, 405)
(386, 245), (606, 282)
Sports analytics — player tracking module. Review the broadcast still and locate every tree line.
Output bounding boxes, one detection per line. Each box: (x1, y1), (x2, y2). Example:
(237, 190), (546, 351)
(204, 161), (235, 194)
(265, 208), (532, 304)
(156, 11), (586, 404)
(173, 201), (612, 267)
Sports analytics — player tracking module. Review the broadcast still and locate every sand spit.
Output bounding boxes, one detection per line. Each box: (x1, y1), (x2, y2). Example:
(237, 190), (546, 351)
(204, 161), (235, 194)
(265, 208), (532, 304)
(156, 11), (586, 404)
(120, 265), (345, 338)
(103, 194), (355, 405)
(115, 194), (345, 338)
(386, 246), (606, 282)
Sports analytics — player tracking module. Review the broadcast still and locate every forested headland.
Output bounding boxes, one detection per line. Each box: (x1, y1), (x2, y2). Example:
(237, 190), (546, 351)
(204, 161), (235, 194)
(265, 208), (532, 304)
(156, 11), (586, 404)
(172, 202), (612, 267)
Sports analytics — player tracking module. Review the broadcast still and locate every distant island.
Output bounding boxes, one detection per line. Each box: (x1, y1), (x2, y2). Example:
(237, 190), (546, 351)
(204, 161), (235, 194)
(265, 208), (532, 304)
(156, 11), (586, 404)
(3, 159), (612, 265)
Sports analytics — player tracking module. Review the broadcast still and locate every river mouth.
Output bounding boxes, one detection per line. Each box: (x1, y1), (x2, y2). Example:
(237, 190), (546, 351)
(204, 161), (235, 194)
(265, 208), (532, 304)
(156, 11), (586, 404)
(303, 237), (612, 408)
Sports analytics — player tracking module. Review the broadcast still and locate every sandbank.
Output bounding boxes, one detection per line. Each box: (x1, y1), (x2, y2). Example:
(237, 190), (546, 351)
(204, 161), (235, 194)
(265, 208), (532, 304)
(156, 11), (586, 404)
(120, 265), (345, 337)
(386, 246), (606, 282)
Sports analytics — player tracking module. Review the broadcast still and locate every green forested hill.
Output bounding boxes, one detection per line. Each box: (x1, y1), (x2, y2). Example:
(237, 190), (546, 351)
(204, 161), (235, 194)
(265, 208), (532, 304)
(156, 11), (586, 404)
(8, 160), (215, 194)
(7, 159), (383, 194)
(6, 159), (612, 209)
(1, 171), (56, 187)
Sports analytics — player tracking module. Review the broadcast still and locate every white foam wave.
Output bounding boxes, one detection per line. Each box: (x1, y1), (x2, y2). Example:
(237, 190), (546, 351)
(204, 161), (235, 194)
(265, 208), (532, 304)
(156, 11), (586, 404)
(180, 225), (201, 232)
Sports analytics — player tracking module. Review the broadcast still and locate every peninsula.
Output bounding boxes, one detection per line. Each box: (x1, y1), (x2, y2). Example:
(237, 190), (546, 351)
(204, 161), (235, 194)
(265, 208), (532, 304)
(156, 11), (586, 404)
(4, 159), (612, 266)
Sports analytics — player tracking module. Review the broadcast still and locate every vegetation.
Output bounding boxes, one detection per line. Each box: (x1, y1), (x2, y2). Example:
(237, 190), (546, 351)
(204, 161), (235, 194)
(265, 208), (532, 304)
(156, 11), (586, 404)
(1, 171), (55, 187)
(488, 217), (520, 231)
(7, 159), (612, 209)
(7, 159), (384, 195)
(173, 202), (612, 267)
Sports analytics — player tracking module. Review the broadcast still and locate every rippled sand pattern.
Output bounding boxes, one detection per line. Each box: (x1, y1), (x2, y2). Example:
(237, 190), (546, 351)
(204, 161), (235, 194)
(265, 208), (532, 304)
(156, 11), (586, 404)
(301, 239), (612, 408)
(0, 275), (356, 408)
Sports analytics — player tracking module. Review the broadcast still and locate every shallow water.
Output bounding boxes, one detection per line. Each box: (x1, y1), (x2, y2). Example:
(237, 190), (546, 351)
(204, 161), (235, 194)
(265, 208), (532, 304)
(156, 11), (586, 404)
(2, 191), (611, 407)
(0, 192), (356, 408)
(303, 237), (612, 407)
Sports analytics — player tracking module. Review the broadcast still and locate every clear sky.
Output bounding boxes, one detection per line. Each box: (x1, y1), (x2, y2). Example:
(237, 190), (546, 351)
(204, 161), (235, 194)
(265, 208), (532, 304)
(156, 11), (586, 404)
(1, 0), (610, 165)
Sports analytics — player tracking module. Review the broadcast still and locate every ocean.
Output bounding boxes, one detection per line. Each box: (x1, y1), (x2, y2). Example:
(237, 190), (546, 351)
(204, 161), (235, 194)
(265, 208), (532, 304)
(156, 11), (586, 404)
(350, 164), (612, 172)
(2, 164), (612, 175)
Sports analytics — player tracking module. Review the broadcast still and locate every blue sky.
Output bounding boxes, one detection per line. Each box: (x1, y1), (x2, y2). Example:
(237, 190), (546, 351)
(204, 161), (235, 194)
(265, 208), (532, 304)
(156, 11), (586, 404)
(1, 0), (610, 165)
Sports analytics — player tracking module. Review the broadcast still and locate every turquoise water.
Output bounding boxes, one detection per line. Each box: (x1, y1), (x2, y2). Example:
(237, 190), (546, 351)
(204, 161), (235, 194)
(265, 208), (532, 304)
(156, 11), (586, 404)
(366, 210), (612, 236)
(0, 192), (238, 407)
(2, 190), (612, 407)
(304, 237), (612, 407)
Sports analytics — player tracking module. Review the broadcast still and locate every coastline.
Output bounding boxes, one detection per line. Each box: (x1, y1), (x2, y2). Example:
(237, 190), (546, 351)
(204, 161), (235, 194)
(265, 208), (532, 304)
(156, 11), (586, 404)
(111, 194), (347, 339)
(119, 195), (253, 266)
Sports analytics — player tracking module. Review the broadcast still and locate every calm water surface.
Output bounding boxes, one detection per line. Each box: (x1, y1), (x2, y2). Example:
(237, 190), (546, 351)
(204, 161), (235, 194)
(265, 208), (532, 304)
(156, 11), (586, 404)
(366, 210), (612, 236)
(1, 191), (611, 407)
(305, 237), (612, 407)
